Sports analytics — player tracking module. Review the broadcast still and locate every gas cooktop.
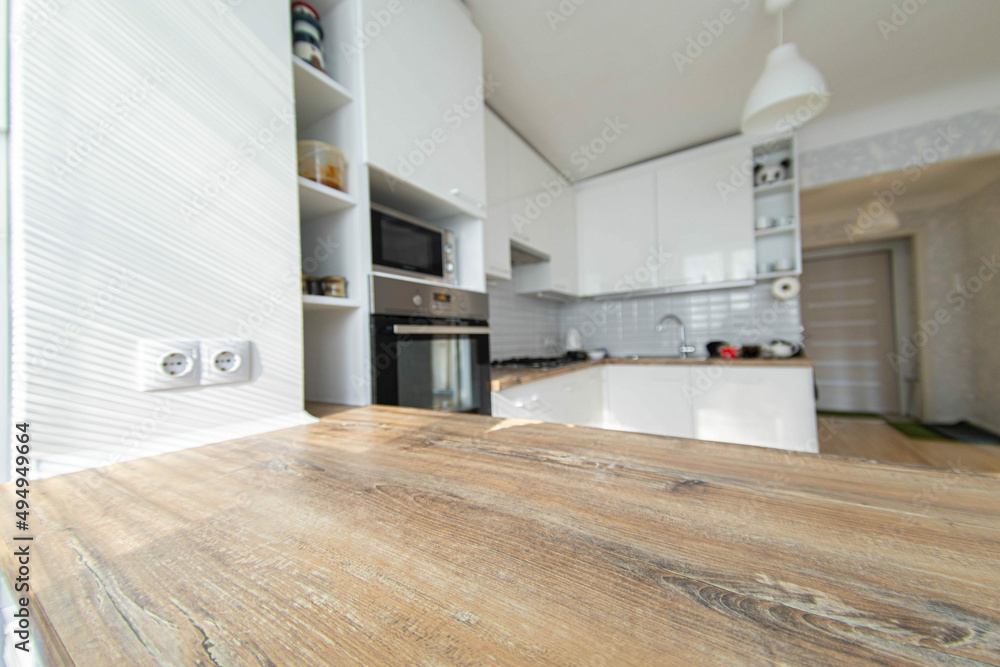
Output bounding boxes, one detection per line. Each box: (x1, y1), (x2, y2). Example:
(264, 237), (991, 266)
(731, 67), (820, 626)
(491, 355), (584, 370)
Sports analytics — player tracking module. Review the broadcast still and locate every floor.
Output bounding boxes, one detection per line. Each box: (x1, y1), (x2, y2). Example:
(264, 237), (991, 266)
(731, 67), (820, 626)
(307, 403), (1000, 476)
(816, 415), (1000, 475)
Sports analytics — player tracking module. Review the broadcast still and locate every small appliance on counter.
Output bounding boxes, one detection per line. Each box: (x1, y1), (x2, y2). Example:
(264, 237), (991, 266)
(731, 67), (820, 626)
(371, 204), (457, 285)
(371, 275), (490, 415)
(564, 327), (583, 352)
(297, 140), (347, 192)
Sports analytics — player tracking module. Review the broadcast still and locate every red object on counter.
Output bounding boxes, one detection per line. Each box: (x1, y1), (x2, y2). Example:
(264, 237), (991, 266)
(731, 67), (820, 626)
(720, 346), (740, 360)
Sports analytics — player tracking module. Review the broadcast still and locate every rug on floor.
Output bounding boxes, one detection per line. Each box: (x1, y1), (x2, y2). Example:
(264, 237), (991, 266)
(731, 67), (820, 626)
(885, 420), (1000, 444)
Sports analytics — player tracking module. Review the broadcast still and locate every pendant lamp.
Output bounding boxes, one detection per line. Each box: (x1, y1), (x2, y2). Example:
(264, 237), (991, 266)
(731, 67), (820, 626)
(742, 0), (830, 135)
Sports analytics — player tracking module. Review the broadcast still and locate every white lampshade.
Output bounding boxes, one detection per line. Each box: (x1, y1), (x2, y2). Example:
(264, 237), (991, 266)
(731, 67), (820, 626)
(741, 43), (830, 135)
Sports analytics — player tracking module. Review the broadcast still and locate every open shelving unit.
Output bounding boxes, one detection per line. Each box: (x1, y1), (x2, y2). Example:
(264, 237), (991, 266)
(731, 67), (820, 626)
(752, 135), (803, 279)
(298, 176), (356, 219)
(294, 0), (374, 407)
(302, 294), (363, 311)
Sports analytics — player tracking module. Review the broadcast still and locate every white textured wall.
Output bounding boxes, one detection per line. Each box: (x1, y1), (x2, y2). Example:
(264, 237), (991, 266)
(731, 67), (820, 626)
(9, 0), (310, 477)
(801, 182), (1000, 425)
(960, 180), (1000, 433)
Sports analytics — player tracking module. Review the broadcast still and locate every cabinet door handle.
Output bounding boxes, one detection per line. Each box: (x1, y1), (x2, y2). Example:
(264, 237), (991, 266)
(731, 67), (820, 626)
(450, 188), (485, 209)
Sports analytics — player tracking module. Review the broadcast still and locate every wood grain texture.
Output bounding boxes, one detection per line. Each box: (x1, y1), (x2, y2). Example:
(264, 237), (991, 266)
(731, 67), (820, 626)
(491, 357), (815, 392)
(3, 406), (999, 665)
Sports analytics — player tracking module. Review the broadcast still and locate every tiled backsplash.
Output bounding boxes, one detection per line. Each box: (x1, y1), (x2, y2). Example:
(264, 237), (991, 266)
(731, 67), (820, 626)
(487, 279), (563, 360)
(488, 279), (803, 360)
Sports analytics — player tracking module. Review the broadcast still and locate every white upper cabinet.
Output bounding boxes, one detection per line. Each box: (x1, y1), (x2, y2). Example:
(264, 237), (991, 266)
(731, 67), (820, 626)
(362, 0), (486, 214)
(507, 128), (555, 254)
(576, 171), (659, 296)
(484, 108), (511, 279)
(487, 108), (578, 294)
(656, 136), (756, 287)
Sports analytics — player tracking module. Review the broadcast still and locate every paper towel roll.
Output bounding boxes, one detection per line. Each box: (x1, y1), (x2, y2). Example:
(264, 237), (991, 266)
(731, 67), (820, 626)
(772, 276), (801, 301)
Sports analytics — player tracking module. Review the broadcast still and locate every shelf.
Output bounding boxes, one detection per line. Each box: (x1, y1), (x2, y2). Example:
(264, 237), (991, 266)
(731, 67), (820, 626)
(756, 270), (800, 280)
(754, 179), (795, 196)
(298, 177), (355, 219)
(302, 294), (362, 311)
(368, 164), (484, 221)
(292, 57), (352, 128)
(755, 225), (797, 238)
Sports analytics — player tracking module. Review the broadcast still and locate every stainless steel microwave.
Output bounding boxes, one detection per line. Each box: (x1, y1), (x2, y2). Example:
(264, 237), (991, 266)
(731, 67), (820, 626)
(371, 204), (457, 285)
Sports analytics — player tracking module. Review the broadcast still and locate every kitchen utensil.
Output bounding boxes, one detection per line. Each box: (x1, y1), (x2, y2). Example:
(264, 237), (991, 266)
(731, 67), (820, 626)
(321, 276), (347, 298)
(720, 346), (740, 360)
(293, 15), (324, 43)
(775, 258), (794, 271)
(303, 277), (324, 296)
(294, 40), (326, 71)
(298, 140), (347, 191)
(565, 327), (583, 351)
(756, 216), (774, 230)
(740, 345), (761, 359)
(586, 350), (606, 361)
(778, 215), (796, 227)
(706, 341), (729, 358)
(764, 340), (803, 359)
(291, 1), (321, 20)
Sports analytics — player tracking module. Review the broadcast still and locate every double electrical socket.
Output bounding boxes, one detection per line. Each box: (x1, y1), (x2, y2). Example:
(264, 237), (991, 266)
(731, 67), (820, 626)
(137, 340), (252, 392)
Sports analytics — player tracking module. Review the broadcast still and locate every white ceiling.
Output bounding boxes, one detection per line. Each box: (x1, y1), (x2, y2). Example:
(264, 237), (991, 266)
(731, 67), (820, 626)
(801, 152), (1000, 228)
(466, 0), (1000, 179)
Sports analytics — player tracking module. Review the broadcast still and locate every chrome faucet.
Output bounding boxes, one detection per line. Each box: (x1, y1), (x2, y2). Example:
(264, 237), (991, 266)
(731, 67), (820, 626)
(656, 314), (697, 359)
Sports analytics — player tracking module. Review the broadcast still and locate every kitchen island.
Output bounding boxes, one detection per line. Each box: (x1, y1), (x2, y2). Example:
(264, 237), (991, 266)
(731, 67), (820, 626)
(492, 357), (820, 452)
(3, 406), (999, 665)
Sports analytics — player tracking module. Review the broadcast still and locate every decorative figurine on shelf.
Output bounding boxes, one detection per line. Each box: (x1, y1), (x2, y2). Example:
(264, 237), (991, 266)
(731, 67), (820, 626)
(754, 158), (791, 187)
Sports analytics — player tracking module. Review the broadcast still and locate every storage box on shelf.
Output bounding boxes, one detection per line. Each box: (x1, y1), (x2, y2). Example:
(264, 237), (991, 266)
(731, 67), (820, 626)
(752, 135), (802, 279)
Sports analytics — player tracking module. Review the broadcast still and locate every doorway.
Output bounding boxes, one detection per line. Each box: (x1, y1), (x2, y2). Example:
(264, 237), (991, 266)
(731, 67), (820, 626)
(801, 251), (900, 414)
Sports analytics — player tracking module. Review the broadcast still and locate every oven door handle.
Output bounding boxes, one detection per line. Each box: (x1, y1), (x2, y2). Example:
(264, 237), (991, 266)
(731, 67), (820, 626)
(392, 325), (492, 335)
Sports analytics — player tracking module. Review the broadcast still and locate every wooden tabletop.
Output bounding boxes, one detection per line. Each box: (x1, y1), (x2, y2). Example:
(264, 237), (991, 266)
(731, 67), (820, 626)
(491, 356), (815, 392)
(3, 405), (999, 665)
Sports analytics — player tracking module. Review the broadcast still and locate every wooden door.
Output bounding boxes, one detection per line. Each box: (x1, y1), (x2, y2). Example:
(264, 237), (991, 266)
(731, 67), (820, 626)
(801, 252), (899, 414)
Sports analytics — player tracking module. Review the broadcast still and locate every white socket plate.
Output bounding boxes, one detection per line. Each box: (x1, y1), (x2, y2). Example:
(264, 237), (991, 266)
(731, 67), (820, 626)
(137, 340), (201, 391)
(200, 340), (252, 386)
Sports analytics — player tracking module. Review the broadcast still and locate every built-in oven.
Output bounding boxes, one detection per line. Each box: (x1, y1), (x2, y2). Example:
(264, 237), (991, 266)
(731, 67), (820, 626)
(370, 275), (491, 415)
(371, 203), (457, 285)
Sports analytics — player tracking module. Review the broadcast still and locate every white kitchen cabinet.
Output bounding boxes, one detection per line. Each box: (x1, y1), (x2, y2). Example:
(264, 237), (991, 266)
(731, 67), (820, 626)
(494, 364), (819, 453)
(604, 365), (694, 438)
(513, 184), (578, 295)
(362, 0), (486, 213)
(487, 107), (578, 294)
(506, 127), (555, 254)
(656, 136), (756, 287)
(492, 367), (604, 427)
(576, 171), (659, 296)
(484, 108), (511, 279)
(689, 366), (819, 452)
